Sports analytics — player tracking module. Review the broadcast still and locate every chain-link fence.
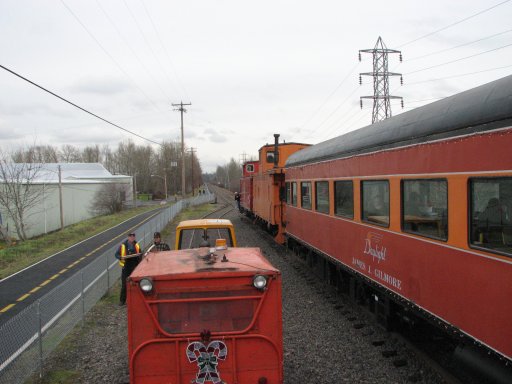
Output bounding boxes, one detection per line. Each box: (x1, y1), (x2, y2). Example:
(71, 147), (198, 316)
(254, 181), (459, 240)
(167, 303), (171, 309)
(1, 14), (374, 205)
(0, 192), (214, 384)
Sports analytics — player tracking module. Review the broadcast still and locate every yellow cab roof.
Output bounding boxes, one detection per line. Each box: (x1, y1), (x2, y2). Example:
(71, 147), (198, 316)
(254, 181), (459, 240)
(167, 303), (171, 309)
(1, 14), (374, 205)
(130, 247), (279, 280)
(176, 219), (234, 230)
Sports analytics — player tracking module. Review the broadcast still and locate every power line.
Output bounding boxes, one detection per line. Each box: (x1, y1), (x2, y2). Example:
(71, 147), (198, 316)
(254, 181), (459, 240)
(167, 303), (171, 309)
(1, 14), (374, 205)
(396, 0), (511, 48)
(406, 41), (512, 75)
(59, 0), (162, 112)
(139, 0), (191, 101)
(0, 64), (162, 146)
(298, 63), (359, 132)
(407, 28), (512, 62)
(404, 63), (512, 85)
(95, 0), (173, 103)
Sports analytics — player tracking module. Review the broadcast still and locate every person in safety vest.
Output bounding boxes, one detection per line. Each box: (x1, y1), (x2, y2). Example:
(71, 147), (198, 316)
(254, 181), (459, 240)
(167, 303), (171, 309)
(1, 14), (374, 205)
(115, 232), (141, 306)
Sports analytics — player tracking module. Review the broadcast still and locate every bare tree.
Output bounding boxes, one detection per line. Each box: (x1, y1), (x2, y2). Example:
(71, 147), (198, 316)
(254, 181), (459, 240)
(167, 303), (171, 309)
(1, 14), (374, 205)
(0, 154), (46, 240)
(82, 145), (101, 163)
(89, 183), (128, 215)
(59, 144), (82, 162)
(12, 145), (59, 163)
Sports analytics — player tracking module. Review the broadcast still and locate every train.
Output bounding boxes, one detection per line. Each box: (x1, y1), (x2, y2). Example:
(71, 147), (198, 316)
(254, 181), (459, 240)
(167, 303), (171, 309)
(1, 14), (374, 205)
(127, 219), (283, 383)
(239, 75), (512, 371)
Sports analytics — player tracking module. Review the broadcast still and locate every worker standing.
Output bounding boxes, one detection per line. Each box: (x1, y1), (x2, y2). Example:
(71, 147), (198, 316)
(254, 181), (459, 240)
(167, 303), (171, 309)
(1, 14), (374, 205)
(115, 232), (141, 306)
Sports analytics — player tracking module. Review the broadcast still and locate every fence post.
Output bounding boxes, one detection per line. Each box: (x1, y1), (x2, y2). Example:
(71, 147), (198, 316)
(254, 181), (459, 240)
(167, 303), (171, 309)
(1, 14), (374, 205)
(81, 270), (85, 326)
(106, 251), (110, 292)
(37, 300), (43, 379)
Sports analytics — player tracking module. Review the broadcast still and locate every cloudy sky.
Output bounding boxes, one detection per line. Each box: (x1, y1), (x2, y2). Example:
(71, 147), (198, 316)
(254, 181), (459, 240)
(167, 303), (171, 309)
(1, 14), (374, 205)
(1, 0), (511, 172)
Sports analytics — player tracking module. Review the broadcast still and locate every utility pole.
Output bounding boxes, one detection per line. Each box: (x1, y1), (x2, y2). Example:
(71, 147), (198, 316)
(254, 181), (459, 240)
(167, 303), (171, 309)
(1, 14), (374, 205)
(172, 101), (192, 197)
(188, 147), (196, 196)
(359, 36), (403, 123)
(58, 165), (64, 229)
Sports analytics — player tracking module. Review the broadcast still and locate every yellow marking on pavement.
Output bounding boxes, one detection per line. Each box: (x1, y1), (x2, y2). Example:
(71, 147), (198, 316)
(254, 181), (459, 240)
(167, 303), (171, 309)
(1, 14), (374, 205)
(0, 209), (163, 315)
(0, 304), (15, 313)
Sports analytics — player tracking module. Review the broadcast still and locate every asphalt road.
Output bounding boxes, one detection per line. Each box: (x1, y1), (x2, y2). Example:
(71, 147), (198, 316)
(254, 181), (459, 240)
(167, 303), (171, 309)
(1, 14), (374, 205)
(0, 207), (165, 327)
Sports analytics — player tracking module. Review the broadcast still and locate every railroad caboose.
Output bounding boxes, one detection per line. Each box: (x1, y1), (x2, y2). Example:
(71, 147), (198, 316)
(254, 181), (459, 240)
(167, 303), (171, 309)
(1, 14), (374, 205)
(284, 75), (512, 367)
(248, 134), (310, 243)
(240, 160), (259, 214)
(127, 221), (283, 384)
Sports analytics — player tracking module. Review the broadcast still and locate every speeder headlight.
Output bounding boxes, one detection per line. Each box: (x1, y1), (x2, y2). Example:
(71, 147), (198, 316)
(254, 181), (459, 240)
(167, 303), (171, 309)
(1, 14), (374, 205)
(139, 278), (153, 294)
(253, 275), (268, 290)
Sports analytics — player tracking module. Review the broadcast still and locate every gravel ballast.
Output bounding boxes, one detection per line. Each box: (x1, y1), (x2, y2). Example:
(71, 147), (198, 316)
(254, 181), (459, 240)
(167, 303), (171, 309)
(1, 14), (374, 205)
(36, 206), (447, 384)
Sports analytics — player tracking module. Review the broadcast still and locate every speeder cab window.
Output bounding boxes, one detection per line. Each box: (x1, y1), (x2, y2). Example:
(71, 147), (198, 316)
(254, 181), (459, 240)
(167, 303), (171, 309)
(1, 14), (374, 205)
(470, 177), (512, 256)
(362, 180), (389, 226)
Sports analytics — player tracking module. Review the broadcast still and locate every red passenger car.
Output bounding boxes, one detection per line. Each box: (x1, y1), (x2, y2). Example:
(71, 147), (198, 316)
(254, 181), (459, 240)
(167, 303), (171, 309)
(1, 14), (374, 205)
(284, 75), (512, 365)
(127, 225), (283, 384)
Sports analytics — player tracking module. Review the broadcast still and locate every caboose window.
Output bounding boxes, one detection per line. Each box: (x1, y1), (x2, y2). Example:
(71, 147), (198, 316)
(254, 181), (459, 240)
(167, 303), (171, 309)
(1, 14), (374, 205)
(315, 181), (329, 214)
(469, 177), (512, 256)
(301, 182), (312, 210)
(246, 164), (254, 173)
(401, 179), (448, 241)
(291, 182), (297, 206)
(362, 180), (389, 227)
(334, 180), (354, 219)
(266, 151), (276, 163)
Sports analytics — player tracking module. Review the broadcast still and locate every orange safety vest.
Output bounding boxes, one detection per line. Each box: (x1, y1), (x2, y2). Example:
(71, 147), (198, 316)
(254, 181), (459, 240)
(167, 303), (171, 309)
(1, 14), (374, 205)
(119, 242), (141, 267)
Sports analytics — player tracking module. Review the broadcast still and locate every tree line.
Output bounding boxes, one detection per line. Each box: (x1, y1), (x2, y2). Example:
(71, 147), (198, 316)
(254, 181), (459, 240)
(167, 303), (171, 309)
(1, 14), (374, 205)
(9, 140), (203, 197)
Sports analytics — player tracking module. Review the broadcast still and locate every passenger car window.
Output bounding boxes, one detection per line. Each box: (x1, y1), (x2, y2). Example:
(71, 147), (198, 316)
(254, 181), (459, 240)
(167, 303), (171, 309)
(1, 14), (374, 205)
(285, 182), (291, 204)
(334, 180), (353, 219)
(470, 177), (512, 256)
(301, 182), (312, 210)
(291, 182), (297, 206)
(315, 181), (329, 214)
(362, 180), (389, 226)
(402, 179), (448, 240)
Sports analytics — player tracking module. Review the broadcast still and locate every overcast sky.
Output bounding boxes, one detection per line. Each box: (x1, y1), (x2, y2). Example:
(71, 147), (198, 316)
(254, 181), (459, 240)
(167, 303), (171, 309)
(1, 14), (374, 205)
(1, 0), (511, 172)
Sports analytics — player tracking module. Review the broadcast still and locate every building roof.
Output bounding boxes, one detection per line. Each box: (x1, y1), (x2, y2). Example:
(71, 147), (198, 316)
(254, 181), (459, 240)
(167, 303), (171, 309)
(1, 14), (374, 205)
(1, 163), (131, 184)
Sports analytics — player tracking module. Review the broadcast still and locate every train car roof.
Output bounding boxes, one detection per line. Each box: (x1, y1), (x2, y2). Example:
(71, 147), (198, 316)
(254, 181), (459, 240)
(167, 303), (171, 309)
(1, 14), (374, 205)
(130, 247), (279, 279)
(259, 141), (310, 150)
(286, 75), (512, 167)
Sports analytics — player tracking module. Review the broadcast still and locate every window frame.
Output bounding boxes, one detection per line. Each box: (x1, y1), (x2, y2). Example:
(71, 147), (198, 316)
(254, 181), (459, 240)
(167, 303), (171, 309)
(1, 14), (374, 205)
(334, 180), (354, 219)
(361, 180), (390, 227)
(301, 181), (312, 210)
(315, 181), (330, 214)
(468, 177), (512, 257)
(401, 178), (448, 241)
(291, 182), (297, 207)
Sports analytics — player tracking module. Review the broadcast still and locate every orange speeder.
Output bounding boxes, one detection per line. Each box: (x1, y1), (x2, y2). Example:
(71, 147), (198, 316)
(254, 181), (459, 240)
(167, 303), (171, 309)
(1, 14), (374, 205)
(127, 220), (283, 384)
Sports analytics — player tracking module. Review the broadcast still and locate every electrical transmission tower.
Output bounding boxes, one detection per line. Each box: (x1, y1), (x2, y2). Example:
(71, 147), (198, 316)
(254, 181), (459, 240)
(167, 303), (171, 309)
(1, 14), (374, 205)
(359, 36), (403, 123)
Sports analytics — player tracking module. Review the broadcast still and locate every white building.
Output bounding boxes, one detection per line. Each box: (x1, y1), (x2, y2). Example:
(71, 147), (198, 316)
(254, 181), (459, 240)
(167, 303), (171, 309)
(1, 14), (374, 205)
(0, 163), (132, 240)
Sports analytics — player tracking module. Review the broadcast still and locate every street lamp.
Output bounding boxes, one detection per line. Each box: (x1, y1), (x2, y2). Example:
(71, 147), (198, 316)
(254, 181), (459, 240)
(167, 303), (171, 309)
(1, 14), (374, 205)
(151, 174), (168, 201)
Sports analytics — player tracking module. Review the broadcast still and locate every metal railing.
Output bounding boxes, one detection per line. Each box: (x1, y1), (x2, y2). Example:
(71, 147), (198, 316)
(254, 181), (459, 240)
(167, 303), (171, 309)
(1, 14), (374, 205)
(0, 192), (214, 384)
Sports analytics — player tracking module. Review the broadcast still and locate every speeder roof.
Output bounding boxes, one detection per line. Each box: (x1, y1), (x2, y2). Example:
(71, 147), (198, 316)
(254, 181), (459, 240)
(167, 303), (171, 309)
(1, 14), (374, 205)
(130, 247), (278, 279)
